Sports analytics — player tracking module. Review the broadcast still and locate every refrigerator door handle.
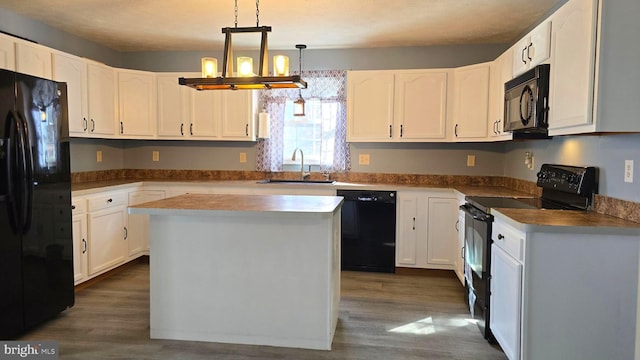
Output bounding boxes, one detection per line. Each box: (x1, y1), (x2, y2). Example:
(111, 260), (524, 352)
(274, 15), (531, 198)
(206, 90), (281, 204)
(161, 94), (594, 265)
(3, 111), (20, 232)
(15, 111), (34, 233)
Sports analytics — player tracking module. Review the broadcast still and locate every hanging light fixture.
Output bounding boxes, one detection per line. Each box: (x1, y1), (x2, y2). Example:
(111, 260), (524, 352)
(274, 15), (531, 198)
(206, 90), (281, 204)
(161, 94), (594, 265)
(179, 0), (307, 90)
(293, 44), (306, 116)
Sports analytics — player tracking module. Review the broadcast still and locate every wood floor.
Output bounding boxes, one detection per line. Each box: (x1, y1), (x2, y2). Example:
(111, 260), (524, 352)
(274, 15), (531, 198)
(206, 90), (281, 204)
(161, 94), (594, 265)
(20, 260), (507, 359)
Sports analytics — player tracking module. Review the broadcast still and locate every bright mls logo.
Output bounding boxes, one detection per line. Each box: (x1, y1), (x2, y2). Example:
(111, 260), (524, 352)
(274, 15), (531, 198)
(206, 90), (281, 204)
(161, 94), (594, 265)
(1, 341), (58, 359)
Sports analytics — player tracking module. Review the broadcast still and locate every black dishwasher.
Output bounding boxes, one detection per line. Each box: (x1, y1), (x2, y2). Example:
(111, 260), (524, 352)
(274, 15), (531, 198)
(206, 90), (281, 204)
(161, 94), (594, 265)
(337, 190), (396, 273)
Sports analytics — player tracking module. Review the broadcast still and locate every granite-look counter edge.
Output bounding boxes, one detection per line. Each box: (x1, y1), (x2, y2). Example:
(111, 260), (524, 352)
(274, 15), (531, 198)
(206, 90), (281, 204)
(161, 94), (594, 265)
(492, 208), (640, 235)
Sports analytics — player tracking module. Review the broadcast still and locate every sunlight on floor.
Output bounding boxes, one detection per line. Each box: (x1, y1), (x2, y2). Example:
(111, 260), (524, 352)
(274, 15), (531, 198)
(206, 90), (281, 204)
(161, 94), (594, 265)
(388, 317), (479, 335)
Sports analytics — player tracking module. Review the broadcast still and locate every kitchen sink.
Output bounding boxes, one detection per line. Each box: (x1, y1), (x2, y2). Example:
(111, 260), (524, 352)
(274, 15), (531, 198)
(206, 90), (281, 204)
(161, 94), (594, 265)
(257, 179), (336, 184)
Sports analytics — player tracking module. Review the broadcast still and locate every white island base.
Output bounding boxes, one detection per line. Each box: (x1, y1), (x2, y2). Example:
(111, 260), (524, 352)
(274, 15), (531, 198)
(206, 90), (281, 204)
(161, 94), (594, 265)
(130, 194), (342, 350)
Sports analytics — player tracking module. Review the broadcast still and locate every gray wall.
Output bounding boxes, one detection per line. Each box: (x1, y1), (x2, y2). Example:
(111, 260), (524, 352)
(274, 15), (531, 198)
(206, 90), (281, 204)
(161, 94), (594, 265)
(504, 134), (640, 203)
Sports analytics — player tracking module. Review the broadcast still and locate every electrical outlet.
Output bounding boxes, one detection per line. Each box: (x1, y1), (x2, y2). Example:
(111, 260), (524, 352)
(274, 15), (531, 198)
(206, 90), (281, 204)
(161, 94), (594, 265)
(467, 155), (475, 167)
(239, 152), (247, 163)
(358, 154), (370, 165)
(625, 160), (634, 183)
(152, 151), (160, 162)
(96, 150), (102, 163)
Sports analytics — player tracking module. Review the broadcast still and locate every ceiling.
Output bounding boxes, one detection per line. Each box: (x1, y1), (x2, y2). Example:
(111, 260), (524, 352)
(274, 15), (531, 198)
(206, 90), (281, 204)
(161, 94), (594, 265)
(0, 0), (562, 52)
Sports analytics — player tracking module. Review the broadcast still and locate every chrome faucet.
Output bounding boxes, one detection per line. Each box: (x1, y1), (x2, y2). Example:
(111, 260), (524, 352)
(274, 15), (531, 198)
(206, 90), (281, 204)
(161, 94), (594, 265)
(291, 148), (311, 180)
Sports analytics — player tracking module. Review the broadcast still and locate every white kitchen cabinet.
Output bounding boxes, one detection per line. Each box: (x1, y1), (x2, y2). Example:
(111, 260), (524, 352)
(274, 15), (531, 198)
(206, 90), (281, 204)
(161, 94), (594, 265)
(396, 190), (457, 269)
(488, 49), (513, 140)
(118, 69), (157, 138)
(426, 197), (458, 267)
(396, 192), (424, 266)
(15, 41), (52, 79)
(455, 201), (465, 285)
(547, 0), (598, 135)
(512, 20), (551, 77)
(347, 71), (395, 141)
(221, 90), (257, 140)
(490, 219), (524, 360)
(452, 63), (490, 140)
(393, 70), (448, 140)
(190, 90), (223, 139)
(87, 192), (128, 276)
(86, 61), (117, 136)
(347, 70), (449, 142)
(71, 196), (88, 285)
(52, 52), (89, 135)
(127, 190), (165, 257)
(0, 34), (16, 71)
(157, 73), (192, 138)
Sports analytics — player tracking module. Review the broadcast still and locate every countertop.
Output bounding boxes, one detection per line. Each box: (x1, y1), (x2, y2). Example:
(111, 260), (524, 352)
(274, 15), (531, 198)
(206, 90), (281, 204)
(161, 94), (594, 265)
(129, 193), (344, 216)
(493, 208), (640, 235)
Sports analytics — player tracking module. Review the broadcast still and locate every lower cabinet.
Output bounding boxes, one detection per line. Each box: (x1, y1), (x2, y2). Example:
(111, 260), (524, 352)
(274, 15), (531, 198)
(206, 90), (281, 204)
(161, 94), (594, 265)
(71, 197), (88, 284)
(128, 190), (166, 256)
(86, 192), (128, 277)
(396, 191), (458, 269)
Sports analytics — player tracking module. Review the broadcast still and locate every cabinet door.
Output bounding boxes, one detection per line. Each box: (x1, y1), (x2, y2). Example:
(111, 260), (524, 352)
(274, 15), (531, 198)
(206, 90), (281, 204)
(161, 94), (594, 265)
(128, 190), (165, 256)
(53, 53), (89, 135)
(190, 90), (222, 138)
(426, 197), (457, 266)
(157, 74), (191, 137)
(396, 193), (418, 266)
(87, 62), (117, 136)
(15, 42), (52, 79)
(548, 0), (597, 134)
(490, 244), (523, 360)
(394, 71), (448, 140)
(512, 36), (531, 77)
(87, 205), (127, 275)
(347, 71), (395, 141)
(455, 208), (465, 284)
(118, 70), (156, 137)
(0, 35), (15, 71)
(72, 213), (88, 284)
(453, 64), (490, 139)
(221, 90), (255, 140)
(488, 49), (513, 140)
(512, 21), (551, 77)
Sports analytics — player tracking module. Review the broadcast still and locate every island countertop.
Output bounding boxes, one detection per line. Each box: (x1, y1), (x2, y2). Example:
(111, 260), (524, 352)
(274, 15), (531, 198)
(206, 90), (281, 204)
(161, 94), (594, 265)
(128, 193), (344, 216)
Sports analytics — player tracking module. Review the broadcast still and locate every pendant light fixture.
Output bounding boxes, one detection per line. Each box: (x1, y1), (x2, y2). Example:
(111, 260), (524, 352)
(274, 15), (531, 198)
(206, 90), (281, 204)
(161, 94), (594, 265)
(179, 0), (307, 90)
(293, 44), (306, 116)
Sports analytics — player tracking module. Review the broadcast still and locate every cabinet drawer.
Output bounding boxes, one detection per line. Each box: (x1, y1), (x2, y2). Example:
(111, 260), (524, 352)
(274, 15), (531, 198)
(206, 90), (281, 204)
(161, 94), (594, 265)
(492, 221), (524, 262)
(71, 197), (87, 215)
(88, 193), (127, 212)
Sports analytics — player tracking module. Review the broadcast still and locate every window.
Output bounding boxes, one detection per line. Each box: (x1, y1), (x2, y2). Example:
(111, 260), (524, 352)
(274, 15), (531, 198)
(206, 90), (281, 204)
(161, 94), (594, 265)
(256, 70), (350, 174)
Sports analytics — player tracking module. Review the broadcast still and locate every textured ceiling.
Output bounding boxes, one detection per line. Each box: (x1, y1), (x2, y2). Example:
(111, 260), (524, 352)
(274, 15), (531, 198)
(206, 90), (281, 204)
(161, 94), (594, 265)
(0, 0), (562, 52)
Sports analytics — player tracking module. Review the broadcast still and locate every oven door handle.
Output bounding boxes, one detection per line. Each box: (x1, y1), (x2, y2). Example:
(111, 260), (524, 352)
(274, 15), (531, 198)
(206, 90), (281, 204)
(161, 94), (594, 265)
(459, 204), (492, 222)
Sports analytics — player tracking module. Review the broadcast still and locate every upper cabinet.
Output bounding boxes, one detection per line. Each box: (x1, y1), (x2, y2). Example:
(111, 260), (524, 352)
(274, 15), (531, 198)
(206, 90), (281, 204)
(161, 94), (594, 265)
(347, 70), (449, 142)
(452, 63), (490, 140)
(221, 90), (257, 140)
(52, 52), (89, 135)
(547, 0), (598, 135)
(157, 72), (256, 141)
(488, 49), (513, 140)
(86, 61), (117, 136)
(0, 34), (16, 71)
(118, 69), (156, 138)
(512, 20), (552, 77)
(15, 41), (52, 79)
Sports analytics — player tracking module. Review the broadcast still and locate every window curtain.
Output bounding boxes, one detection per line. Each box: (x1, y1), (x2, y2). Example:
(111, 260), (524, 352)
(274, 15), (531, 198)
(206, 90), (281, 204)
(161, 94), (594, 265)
(256, 69), (350, 173)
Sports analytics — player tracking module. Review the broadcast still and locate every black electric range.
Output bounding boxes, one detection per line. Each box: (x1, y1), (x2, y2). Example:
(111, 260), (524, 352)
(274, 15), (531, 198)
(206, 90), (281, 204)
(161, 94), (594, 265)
(460, 164), (598, 343)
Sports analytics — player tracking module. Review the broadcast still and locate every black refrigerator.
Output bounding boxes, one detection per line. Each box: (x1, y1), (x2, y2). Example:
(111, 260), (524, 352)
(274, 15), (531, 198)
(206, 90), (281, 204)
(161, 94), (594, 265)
(0, 68), (74, 339)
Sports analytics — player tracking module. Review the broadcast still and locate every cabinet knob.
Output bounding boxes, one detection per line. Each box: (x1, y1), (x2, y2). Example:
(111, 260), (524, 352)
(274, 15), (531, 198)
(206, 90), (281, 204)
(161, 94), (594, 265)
(497, 233), (505, 240)
(107, 198), (113, 203)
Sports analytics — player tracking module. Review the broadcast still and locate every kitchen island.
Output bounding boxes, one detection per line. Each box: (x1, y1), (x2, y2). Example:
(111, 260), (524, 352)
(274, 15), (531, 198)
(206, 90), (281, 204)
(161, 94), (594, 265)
(129, 193), (343, 350)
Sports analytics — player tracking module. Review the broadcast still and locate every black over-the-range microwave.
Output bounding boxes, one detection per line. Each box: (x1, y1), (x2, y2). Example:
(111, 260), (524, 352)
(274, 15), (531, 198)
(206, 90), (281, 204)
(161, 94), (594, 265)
(503, 64), (550, 136)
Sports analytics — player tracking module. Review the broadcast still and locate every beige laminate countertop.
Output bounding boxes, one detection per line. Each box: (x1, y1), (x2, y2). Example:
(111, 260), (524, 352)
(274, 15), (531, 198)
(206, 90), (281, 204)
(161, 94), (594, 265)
(128, 193), (344, 216)
(493, 208), (640, 235)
